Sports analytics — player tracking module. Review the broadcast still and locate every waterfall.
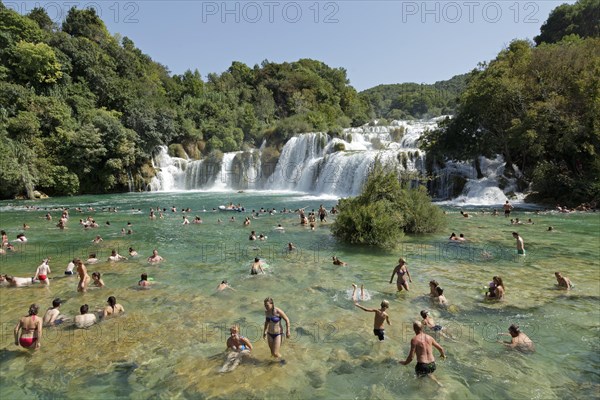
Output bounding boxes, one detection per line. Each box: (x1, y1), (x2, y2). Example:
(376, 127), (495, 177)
(146, 118), (525, 204)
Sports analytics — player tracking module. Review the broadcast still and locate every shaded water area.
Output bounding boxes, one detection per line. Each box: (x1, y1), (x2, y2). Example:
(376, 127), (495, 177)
(1, 192), (599, 399)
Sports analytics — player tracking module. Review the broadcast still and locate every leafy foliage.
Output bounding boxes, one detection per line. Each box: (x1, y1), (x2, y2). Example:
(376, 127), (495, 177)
(331, 162), (446, 249)
(535, 0), (600, 45)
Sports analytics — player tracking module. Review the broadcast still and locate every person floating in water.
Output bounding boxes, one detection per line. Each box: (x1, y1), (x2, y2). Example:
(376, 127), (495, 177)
(399, 321), (446, 386)
(354, 299), (390, 341)
(216, 280), (235, 291)
(351, 283), (366, 301)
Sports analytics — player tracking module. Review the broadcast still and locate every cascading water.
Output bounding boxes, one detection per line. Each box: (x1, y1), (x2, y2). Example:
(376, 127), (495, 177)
(147, 119), (525, 205)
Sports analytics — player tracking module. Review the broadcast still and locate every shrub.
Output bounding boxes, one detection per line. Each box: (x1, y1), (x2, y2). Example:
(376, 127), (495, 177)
(333, 142), (346, 152)
(168, 143), (187, 159)
(331, 161), (446, 249)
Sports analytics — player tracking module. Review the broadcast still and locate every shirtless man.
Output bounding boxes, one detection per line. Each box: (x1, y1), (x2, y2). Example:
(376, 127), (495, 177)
(147, 249), (164, 263)
(108, 249), (127, 262)
(499, 324), (535, 352)
(503, 200), (513, 217)
(250, 258), (264, 275)
(74, 304), (97, 328)
(512, 232), (525, 255)
(354, 300), (390, 341)
(43, 298), (66, 326)
(76, 259), (91, 293)
(399, 321), (446, 385)
(555, 272), (573, 289)
(34, 259), (51, 286)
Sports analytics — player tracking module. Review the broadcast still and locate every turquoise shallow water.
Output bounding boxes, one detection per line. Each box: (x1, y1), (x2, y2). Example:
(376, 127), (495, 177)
(0, 191), (599, 399)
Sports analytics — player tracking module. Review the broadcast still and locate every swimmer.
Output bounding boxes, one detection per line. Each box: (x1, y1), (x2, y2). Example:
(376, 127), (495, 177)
(287, 242), (296, 251)
(460, 210), (469, 218)
(420, 310), (450, 339)
(249, 231), (257, 241)
(34, 258), (51, 286)
(91, 272), (105, 288)
(226, 325), (252, 352)
(220, 325), (252, 373)
(263, 297), (291, 359)
(103, 296), (125, 318)
(258, 234), (267, 241)
(217, 280), (235, 291)
(498, 324), (535, 352)
(428, 280), (439, 297)
(449, 233), (458, 241)
(182, 216), (190, 225)
(486, 276), (505, 300)
(14, 304), (42, 350)
(92, 235), (103, 244)
(74, 304), (97, 328)
(275, 224), (285, 231)
(4, 275), (34, 287)
(354, 299), (390, 341)
(43, 298), (67, 326)
(351, 283), (366, 301)
(250, 258), (264, 275)
(435, 287), (448, 306)
(147, 249), (164, 263)
(138, 273), (151, 287)
(555, 272), (573, 290)
(15, 233), (27, 242)
(332, 256), (347, 266)
(390, 258), (412, 291)
(108, 249), (127, 262)
(128, 247), (138, 257)
(86, 253), (99, 264)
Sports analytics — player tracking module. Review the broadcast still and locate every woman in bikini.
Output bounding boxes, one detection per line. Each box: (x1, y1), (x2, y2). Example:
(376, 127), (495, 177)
(14, 304), (42, 350)
(390, 258), (412, 292)
(262, 297), (291, 359)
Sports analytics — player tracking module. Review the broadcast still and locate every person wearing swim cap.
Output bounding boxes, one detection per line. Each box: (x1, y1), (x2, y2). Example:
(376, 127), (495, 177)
(399, 321), (446, 385)
(354, 299), (391, 341)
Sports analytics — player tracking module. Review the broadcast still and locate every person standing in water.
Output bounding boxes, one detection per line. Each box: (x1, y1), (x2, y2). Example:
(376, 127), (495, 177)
(512, 232), (525, 255)
(399, 321), (446, 385)
(390, 258), (412, 291)
(14, 304), (42, 350)
(354, 300), (391, 341)
(76, 259), (91, 293)
(263, 297), (291, 359)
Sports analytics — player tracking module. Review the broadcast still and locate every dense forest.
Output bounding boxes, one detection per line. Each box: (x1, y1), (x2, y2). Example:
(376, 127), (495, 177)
(0, 0), (598, 206)
(359, 74), (468, 120)
(422, 0), (600, 206)
(0, 1), (373, 199)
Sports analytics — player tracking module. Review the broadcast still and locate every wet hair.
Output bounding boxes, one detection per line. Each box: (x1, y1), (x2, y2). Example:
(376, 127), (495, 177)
(80, 304), (89, 314)
(398, 258), (406, 264)
(89, 253), (96, 258)
(495, 276), (505, 288)
(107, 296), (116, 310)
(141, 273), (148, 281)
(92, 272), (101, 279)
(221, 279), (227, 284)
(420, 310), (429, 318)
(264, 297), (274, 306)
(509, 324), (520, 334)
(380, 300), (389, 309)
(28, 304), (39, 316)
(429, 280), (439, 287)
(436, 287), (444, 295)
(111, 249), (117, 255)
(512, 231), (519, 236)
(255, 257), (260, 262)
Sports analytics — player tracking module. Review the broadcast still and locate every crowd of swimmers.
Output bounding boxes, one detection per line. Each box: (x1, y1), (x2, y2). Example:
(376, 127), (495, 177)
(1, 200), (582, 384)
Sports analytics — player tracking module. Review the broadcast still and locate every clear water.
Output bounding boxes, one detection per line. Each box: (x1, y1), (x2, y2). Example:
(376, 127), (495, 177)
(0, 191), (599, 399)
